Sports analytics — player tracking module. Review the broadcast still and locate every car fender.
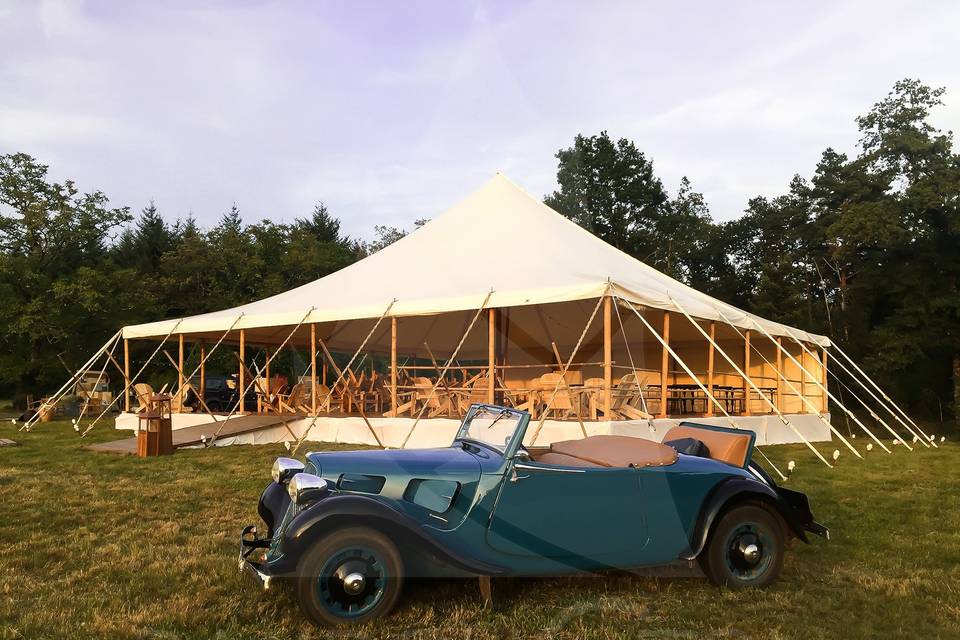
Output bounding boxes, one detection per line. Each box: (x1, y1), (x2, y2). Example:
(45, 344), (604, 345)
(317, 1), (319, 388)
(273, 493), (506, 577)
(680, 476), (810, 561)
(257, 482), (290, 538)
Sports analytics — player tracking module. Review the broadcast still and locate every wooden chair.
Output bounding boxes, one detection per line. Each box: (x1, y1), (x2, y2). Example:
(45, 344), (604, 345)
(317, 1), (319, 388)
(133, 383), (155, 413)
(170, 386), (194, 413)
(608, 374), (652, 420)
(535, 372), (581, 419)
(360, 373), (386, 414)
(277, 383), (309, 414)
(455, 374), (491, 415)
(580, 377), (606, 420)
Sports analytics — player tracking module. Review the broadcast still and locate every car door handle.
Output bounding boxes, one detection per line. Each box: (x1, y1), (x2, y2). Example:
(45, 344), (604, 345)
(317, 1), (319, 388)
(510, 468), (530, 483)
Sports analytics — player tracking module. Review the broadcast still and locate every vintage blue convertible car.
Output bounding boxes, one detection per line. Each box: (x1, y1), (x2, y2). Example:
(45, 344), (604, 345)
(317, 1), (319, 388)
(239, 404), (827, 626)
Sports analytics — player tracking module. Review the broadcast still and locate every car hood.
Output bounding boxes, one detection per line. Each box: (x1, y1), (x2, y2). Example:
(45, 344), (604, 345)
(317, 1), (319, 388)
(305, 445), (483, 486)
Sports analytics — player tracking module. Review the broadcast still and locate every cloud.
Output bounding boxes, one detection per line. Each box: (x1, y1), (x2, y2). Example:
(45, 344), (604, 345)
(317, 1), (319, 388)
(0, 0), (959, 235)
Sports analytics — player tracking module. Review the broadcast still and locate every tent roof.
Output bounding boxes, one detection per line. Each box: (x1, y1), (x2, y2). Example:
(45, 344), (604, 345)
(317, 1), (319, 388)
(123, 174), (830, 347)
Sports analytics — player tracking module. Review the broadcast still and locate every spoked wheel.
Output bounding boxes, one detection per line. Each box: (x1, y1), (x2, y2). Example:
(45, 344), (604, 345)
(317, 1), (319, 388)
(700, 504), (785, 589)
(296, 527), (403, 627)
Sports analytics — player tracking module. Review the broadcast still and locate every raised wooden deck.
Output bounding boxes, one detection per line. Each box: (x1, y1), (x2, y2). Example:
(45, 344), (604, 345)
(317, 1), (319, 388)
(87, 414), (303, 454)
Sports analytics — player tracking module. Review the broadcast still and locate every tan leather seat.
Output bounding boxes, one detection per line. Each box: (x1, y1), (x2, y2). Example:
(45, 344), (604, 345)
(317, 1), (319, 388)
(549, 435), (678, 468)
(662, 425), (751, 467)
(535, 452), (602, 468)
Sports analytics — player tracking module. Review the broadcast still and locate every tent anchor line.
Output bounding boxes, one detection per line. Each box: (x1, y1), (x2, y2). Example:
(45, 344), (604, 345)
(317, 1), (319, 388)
(667, 295), (833, 469)
(208, 308), (316, 445)
(821, 347), (919, 449)
(81, 319), (185, 437)
(830, 343), (936, 447)
(709, 307), (864, 458)
(617, 296), (786, 481)
(737, 314), (899, 452)
(792, 331), (932, 449)
(527, 285), (609, 446)
(22, 329), (122, 431)
(399, 291), (494, 450)
(290, 299), (397, 455)
(610, 289), (656, 439)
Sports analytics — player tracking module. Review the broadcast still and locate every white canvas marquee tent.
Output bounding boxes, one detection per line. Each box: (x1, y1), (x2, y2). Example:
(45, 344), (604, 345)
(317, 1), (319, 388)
(27, 174), (936, 464)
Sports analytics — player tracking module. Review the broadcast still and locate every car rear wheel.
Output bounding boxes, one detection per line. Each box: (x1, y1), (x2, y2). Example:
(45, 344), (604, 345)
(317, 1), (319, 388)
(700, 504), (784, 589)
(296, 526), (404, 627)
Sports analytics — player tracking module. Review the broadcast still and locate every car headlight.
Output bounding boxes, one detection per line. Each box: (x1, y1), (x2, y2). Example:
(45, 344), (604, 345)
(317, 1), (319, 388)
(271, 457), (305, 484)
(287, 473), (329, 505)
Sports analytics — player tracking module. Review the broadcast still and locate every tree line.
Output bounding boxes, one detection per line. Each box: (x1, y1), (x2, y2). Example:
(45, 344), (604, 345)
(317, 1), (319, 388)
(1, 79), (957, 424)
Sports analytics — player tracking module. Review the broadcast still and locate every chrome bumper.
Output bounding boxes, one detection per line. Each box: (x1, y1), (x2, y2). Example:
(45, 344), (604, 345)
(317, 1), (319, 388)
(238, 524), (273, 590)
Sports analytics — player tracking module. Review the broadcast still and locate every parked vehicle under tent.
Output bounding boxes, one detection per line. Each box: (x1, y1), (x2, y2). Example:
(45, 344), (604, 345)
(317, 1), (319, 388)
(27, 174), (938, 467)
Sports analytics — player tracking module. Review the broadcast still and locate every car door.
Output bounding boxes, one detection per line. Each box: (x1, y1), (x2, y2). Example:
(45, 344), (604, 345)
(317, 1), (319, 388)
(486, 462), (649, 561)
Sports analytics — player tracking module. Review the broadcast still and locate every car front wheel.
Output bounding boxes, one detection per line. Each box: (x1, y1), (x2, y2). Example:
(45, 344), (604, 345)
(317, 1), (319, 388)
(295, 526), (404, 627)
(700, 504), (785, 589)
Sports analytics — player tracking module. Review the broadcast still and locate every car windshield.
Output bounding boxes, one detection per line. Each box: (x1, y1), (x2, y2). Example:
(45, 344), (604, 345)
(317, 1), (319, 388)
(455, 406), (524, 454)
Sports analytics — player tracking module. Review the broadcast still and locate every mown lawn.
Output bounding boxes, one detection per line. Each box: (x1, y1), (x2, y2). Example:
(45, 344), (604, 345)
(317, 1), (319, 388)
(1, 419), (958, 639)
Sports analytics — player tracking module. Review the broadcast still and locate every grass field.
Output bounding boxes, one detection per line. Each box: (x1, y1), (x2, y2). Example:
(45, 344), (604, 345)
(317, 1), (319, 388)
(1, 419), (958, 640)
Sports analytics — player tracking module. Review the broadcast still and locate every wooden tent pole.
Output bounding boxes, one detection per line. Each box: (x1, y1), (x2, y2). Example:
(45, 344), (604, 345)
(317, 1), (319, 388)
(311, 324), (318, 414)
(743, 330), (752, 416)
(123, 338), (131, 412)
(529, 286), (609, 444)
(178, 334), (185, 398)
(488, 309), (496, 404)
(728, 311), (893, 453)
(239, 329), (246, 414)
(290, 301), (396, 453)
(390, 317), (398, 413)
(658, 311), (670, 418)
(264, 346), (271, 412)
(401, 292), (493, 449)
(81, 321), (184, 436)
(705, 321), (715, 416)
(209, 309), (314, 443)
(199, 342), (206, 407)
(603, 296), (612, 417)
(775, 337), (783, 413)
(821, 348), (829, 413)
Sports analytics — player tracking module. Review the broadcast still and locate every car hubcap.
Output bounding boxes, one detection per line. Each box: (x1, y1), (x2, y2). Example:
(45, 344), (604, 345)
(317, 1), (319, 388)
(316, 546), (386, 619)
(725, 522), (773, 581)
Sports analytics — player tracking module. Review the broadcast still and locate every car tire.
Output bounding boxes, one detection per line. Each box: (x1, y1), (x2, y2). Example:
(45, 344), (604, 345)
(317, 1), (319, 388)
(700, 504), (785, 589)
(295, 526), (404, 627)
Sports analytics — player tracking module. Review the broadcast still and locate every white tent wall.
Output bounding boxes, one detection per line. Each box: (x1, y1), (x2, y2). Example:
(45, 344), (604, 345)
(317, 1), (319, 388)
(173, 413), (831, 450)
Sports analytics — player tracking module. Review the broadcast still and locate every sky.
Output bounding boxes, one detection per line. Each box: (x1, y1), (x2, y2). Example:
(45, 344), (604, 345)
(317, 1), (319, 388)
(2, 0), (959, 240)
